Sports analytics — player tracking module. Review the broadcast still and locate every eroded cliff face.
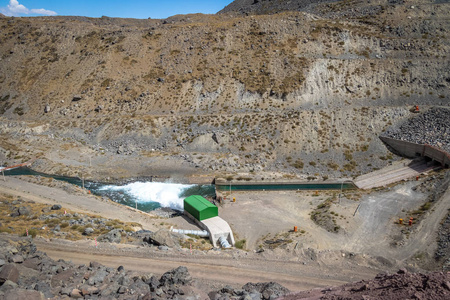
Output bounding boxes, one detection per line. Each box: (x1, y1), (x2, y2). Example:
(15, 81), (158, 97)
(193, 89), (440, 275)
(0, 0), (448, 180)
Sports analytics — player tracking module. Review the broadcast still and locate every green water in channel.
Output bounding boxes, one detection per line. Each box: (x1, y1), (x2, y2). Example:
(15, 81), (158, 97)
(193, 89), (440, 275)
(3, 167), (356, 211)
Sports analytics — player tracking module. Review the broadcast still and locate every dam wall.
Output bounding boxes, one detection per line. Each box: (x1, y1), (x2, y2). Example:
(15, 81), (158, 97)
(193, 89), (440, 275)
(380, 136), (450, 168)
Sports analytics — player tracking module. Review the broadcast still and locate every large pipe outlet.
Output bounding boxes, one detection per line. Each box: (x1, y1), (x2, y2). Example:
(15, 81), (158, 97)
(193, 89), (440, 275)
(171, 228), (210, 238)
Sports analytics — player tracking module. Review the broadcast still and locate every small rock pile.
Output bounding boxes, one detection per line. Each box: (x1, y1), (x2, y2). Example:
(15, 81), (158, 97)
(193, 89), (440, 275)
(209, 282), (290, 300)
(281, 269), (450, 300)
(382, 107), (450, 153)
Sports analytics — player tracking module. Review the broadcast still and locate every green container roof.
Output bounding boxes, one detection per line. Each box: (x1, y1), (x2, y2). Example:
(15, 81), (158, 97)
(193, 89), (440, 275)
(184, 195), (218, 221)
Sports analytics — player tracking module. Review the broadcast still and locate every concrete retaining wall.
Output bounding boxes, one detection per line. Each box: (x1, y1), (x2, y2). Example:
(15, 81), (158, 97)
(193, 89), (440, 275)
(380, 136), (450, 168)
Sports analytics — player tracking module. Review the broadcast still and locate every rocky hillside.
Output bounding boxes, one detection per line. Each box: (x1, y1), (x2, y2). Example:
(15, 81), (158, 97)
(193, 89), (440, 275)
(1, 236), (449, 299)
(219, 0), (336, 15)
(0, 0), (448, 180)
(281, 268), (450, 299)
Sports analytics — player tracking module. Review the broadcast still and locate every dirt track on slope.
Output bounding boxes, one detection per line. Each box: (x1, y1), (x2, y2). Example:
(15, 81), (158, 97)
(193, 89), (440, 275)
(34, 239), (371, 292)
(0, 176), (159, 232)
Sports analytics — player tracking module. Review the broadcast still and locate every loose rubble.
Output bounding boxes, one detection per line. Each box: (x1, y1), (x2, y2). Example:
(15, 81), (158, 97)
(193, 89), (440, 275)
(210, 282), (290, 300)
(382, 107), (450, 153)
(0, 237), (290, 299)
(281, 269), (450, 300)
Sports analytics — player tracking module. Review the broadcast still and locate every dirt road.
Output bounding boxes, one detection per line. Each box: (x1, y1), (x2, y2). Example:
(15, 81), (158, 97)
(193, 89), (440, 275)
(35, 239), (373, 292)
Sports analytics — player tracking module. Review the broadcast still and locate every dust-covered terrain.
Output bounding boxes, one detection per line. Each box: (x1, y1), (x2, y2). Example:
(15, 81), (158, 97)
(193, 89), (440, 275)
(0, 0), (448, 181)
(0, 0), (449, 298)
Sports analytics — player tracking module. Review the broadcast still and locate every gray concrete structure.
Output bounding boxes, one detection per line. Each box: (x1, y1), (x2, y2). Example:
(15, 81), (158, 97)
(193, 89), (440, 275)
(184, 210), (235, 248)
(380, 136), (450, 168)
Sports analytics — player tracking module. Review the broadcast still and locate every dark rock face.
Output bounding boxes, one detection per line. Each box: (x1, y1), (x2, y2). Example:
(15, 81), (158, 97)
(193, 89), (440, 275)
(218, 0), (334, 15)
(9, 255), (23, 264)
(2, 289), (45, 300)
(10, 206), (31, 217)
(159, 266), (192, 286)
(143, 229), (183, 248)
(0, 264), (19, 284)
(211, 281), (290, 300)
(281, 270), (450, 299)
(18, 206), (31, 216)
(51, 204), (62, 210)
(98, 229), (122, 243)
(72, 95), (82, 101)
(243, 282), (290, 299)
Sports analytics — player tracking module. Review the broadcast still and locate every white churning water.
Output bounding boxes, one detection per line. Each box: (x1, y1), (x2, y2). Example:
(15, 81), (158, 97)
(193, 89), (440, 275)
(99, 182), (194, 210)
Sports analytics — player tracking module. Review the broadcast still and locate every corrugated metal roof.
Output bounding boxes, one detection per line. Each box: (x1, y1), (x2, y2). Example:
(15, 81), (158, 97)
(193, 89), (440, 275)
(184, 195), (218, 221)
(184, 195), (215, 210)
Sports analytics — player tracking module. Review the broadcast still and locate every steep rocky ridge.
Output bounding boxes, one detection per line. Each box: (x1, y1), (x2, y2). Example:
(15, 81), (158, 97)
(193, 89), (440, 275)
(219, 0), (337, 15)
(0, 0), (448, 180)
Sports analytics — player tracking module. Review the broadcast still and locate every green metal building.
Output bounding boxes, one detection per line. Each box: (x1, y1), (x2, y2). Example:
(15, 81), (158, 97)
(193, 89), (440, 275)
(184, 195), (218, 221)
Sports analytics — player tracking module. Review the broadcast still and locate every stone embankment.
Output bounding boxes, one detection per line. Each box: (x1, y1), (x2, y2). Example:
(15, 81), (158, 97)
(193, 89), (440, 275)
(0, 237), (290, 300)
(281, 269), (450, 300)
(382, 107), (450, 153)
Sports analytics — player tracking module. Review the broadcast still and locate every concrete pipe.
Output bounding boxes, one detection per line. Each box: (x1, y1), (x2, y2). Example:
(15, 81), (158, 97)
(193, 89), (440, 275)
(218, 236), (231, 248)
(171, 229), (209, 238)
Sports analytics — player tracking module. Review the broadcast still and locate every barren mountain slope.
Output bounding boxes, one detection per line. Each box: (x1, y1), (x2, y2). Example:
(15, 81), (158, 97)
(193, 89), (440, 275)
(219, 0), (336, 15)
(0, 0), (448, 180)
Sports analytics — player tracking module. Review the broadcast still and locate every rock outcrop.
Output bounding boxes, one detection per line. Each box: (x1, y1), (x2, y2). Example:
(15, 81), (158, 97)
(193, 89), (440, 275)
(281, 269), (450, 300)
(219, 0), (333, 15)
(0, 236), (449, 299)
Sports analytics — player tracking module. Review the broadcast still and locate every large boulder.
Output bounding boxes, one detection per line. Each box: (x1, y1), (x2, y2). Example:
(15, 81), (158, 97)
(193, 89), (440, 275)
(87, 268), (108, 285)
(143, 229), (182, 248)
(2, 289), (45, 300)
(83, 228), (94, 236)
(18, 206), (31, 216)
(98, 229), (122, 243)
(9, 255), (23, 264)
(242, 282), (290, 300)
(0, 264), (19, 284)
(10, 206), (31, 217)
(34, 282), (53, 298)
(159, 266), (192, 286)
(51, 204), (62, 210)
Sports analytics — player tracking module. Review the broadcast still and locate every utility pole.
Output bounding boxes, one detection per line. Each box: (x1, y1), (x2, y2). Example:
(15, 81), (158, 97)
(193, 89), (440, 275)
(2, 169), (5, 182)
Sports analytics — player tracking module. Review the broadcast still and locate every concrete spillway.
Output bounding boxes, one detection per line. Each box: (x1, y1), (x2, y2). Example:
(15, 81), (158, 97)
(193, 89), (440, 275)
(354, 159), (441, 190)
